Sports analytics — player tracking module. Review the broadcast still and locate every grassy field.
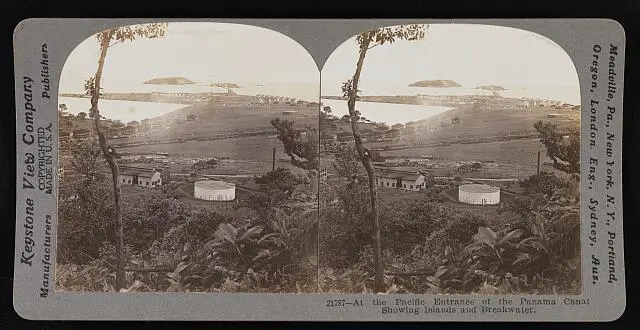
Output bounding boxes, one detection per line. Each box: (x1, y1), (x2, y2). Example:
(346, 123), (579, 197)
(413, 105), (580, 143)
(381, 138), (548, 168)
(121, 135), (285, 160)
(113, 100), (318, 176)
(146, 102), (318, 141)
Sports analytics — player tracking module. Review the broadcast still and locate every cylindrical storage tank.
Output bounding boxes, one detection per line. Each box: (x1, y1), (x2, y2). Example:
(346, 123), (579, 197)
(194, 180), (236, 201)
(458, 184), (500, 205)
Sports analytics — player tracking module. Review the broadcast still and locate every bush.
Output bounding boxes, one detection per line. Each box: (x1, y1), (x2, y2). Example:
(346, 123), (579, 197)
(520, 171), (568, 196)
(319, 184), (372, 269)
(124, 197), (192, 252)
(255, 168), (305, 194)
(381, 201), (445, 254)
(381, 201), (485, 255)
(321, 197), (487, 270)
(193, 158), (218, 170)
(159, 206), (318, 293)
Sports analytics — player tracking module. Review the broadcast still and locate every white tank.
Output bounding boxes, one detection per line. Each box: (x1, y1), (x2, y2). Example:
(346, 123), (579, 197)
(194, 180), (236, 201)
(458, 184), (500, 205)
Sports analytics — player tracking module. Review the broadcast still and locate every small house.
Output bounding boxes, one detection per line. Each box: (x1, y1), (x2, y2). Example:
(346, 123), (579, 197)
(374, 167), (426, 192)
(118, 166), (163, 188)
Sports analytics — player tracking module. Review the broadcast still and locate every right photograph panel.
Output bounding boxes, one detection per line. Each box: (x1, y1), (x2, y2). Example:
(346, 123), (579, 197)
(319, 24), (581, 295)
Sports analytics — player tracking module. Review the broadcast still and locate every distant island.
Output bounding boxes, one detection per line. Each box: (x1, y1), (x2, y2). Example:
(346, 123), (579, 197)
(210, 83), (242, 88)
(475, 85), (506, 91)
(408, 80), (462, 88)
(144, 77), (196, 85)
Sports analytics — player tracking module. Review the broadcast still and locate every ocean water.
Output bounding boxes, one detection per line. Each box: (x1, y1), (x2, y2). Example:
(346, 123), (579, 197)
(321, 83), (581, 105)
(58, 97), (189, 123)
(320, 99), (453, 125)
(58, 80), (579, 124)
(60, 80), (320, 103)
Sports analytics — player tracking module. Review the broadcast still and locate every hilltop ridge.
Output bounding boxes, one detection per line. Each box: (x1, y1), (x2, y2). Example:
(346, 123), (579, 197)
(144, 77), (196, 85)
(408, 80), (461, 88)
(210, 82), (242, 88)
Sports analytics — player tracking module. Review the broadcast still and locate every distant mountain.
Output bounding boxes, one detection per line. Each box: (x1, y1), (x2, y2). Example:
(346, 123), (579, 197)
(476, 85), (506, 91)
(408, 80), (462, 88)
(144, 77), (196, 85)
(210, 83), (242, 88)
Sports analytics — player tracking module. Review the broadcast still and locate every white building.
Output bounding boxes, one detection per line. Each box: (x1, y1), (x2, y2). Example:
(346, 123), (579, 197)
(375, 167), (426, 191)
(119, 166), (163, 188)
(458, 184), (500, 205)
(194, 180), (236, 201)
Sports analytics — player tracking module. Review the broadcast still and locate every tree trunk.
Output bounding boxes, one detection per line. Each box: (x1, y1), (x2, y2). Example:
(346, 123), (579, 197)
(90, 30), (126, 291)
(347, 32), (384, 293)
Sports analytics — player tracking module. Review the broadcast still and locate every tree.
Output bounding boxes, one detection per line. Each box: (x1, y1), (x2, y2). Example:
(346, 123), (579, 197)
(77, 112), (87, 119)
(333, 144), (367, 184)
(270, 118), (319, 171)
(534, 121), (580, 176)
(58, 140), (115, 264)
(70, 140), (105, 182)
(255, 167), (305, 195)
(86, 23), (167, 289)
(59, 104), (72, 128)
(342, 24), (427, 292)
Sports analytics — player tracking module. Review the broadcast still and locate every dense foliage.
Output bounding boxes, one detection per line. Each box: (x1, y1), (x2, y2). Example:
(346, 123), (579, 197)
(255, 167), (306, 195)
(57, 139), (319, 293)
(534, 121), (580, 176)
(270, 118), (319, 171)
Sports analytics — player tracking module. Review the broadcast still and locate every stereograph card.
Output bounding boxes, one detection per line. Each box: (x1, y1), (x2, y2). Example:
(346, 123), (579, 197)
(12, 18), (625, 321)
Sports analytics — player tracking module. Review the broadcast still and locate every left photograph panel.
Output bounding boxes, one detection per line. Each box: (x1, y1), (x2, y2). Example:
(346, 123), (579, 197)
(56, 22), (320, 293)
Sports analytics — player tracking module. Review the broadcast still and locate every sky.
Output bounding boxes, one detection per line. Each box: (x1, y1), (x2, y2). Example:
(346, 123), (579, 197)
(60, 22), (580, 103)
(59, 22), (319, 93)
(321, 24), (581, 97)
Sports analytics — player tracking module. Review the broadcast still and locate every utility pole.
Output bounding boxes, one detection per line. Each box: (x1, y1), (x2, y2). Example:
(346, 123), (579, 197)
(272, 147), (276, 171)
(537, 150), (541, 176)
(536, 150), (541, 191)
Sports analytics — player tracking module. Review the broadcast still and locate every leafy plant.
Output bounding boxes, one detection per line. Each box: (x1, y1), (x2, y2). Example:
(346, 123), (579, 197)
(163, 206), (318, 292)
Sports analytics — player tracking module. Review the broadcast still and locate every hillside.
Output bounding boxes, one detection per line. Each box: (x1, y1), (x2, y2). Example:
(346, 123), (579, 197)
(144, 77), (195, 85)
(120, 94), (319, 141)
(408, 80), (461, 88)
(475, 85), (506, 91)
(413, 105), (580, 144)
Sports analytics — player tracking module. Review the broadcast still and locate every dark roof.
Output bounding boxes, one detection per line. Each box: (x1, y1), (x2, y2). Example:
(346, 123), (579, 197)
(375, 167), (423, 181)
(119, 166), (161, 178)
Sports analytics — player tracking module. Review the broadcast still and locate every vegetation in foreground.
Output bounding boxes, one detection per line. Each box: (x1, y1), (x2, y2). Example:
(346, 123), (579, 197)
(56, 22), (581, 294)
